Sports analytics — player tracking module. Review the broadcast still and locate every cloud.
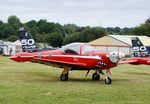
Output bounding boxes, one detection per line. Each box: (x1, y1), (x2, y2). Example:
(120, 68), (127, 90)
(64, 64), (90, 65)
(0, 0), (150, 27)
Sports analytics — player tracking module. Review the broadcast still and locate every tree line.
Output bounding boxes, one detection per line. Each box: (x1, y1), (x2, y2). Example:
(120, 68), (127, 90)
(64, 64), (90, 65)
(0, 15), (150, 47)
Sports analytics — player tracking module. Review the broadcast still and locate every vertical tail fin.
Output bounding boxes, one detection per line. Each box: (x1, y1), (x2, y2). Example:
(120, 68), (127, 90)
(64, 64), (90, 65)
(131, 37), (149, 57)
(19, 27), (37, 52)
(131, 37), (144, 47)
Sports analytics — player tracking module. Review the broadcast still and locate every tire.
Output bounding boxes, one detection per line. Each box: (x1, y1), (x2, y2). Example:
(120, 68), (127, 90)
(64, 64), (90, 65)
(60, 74), (68, 81)
(105, 77), (112, 84)
(92, 73), (100, 80)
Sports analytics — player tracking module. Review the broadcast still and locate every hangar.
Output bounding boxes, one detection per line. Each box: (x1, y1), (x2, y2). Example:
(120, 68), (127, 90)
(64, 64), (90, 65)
(89, 35), (150, 55)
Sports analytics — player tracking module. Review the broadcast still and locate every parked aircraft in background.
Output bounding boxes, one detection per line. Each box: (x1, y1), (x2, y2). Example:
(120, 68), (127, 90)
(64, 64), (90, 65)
(19, 27), (55, 52)
(10, 43), (125, 84)
(119, 37), (150, 65)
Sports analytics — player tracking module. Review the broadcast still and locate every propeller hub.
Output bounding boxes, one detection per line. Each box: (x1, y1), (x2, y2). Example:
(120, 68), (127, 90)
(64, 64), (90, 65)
(109, 52), (125, 63)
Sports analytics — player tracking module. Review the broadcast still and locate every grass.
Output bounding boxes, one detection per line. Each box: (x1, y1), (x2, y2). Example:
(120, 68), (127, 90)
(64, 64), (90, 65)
(0, 56), (150, 104)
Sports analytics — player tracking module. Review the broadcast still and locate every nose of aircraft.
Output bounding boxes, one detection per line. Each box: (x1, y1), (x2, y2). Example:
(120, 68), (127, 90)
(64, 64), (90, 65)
(109, 52), (125, 63)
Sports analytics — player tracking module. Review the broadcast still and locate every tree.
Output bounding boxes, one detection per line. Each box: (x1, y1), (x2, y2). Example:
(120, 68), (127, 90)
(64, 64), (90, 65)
(0, 21), (4, 39)
(0, 20), (3, 25)
(63, 32), (82, 45)
(119, 27), (133, 35)
(46, 32), (63, 47)
(81, 27), (106, 41)
(132, 22), (150, 37)
(63, 27), (106, 44)
(76, 27), (86, 32)
(105, 27), (121, 34)
(25, 20), (37, 28)
(114, 27), (121, 33)
(63, 24), (78, 35)
(54, 23), (66, 37)
(7, 15), (21, 30)
(6, 35), (19, 42)
(2, 26), (16, 39)
(37, 19), (56, 34)
(28, 26), (40, 37)
(145, 18), (150, 23)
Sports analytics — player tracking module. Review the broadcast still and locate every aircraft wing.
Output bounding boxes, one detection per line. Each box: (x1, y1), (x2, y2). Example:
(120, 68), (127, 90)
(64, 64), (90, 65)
(118, 58), (138, 64)
(32, 56), (88, 68)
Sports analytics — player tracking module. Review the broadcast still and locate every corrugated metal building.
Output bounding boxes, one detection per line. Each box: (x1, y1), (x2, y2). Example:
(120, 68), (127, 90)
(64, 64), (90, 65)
(89, 35), (150, 55)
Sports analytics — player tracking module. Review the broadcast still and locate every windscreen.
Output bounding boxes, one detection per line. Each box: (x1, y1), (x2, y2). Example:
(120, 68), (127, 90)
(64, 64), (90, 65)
(81, 45), (96, 55)
(61, 43), (86, 54)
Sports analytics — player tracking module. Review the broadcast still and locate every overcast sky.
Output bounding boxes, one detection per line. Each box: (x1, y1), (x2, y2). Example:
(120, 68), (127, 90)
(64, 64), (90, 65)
(0, 0), (150, 28)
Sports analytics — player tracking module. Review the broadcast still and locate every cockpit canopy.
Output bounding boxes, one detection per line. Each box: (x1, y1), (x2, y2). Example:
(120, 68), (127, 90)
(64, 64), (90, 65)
(60, 42), (95, 55)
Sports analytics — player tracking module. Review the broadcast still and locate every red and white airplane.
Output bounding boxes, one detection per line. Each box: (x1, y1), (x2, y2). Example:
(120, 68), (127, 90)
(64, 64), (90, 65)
(10, 42), (125, 84)
(119, 37), (150, 65)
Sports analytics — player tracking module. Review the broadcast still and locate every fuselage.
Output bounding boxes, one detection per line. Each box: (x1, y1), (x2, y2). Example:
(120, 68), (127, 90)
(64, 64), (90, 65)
(10, 43), (125, 71)
(10, 49), (120, 70)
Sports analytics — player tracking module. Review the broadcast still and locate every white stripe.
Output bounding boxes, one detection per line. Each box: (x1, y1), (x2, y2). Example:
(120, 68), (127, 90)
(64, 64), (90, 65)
(50, 55), (102, 60)
(12, 55), (102, 60)
(21, 56), (33, 58)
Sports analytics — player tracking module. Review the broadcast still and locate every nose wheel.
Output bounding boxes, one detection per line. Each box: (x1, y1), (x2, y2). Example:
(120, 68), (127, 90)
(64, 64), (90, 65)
(105, 76), (112, 84)
(104, 69), (112, 84)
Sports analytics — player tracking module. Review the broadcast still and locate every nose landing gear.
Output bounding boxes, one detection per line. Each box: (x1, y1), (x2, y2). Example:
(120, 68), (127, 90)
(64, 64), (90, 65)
(104, 69), (112, 84)
(105, 76), (112, 84)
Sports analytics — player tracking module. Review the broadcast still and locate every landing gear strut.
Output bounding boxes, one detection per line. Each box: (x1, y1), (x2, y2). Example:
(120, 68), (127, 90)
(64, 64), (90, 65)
(60, 67), (69, 81)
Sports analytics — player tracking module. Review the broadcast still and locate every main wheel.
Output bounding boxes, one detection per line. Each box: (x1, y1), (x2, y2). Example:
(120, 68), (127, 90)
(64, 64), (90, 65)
(92, 73), (100, 80)
(105, 77), (112, 84)
(60, 73), (68, 81)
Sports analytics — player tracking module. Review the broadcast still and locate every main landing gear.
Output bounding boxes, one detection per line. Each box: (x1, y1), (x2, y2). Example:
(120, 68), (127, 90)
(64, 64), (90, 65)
(60, 73), (68, 81)
(92, 73), (100, 80)
(92, 70), (100, 80)
(60, 67), (69, 81)
(92, 69), (112, 84)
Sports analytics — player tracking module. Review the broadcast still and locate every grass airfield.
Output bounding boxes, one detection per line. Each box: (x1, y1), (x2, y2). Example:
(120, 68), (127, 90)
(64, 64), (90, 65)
(0, 56), (150, 104)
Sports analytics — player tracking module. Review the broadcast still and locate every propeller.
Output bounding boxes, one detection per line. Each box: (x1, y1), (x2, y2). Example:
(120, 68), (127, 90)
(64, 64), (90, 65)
(109, 52), (125, 63)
